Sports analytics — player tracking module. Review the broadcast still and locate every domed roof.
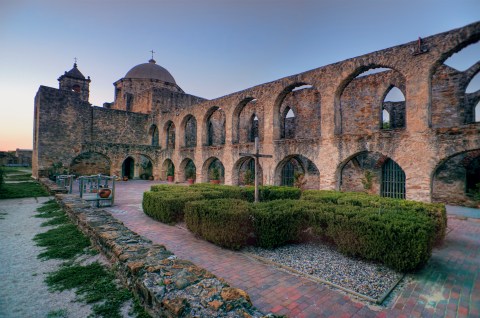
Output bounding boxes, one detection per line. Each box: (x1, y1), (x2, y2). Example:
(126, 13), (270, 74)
(124, 59), (176, 84)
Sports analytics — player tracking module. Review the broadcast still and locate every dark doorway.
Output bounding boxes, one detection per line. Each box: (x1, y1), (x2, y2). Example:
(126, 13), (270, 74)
(122, 157), (134, 179)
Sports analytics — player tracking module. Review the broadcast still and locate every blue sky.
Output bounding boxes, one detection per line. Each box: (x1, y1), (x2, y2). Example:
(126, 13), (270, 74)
(0, 0), (478, 150)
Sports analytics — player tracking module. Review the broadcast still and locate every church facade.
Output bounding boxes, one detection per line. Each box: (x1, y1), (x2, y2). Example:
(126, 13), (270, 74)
(33, 22), (480, 205)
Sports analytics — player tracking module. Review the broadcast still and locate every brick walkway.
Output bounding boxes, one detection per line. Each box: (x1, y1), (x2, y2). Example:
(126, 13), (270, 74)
(100, 181), (480, 318)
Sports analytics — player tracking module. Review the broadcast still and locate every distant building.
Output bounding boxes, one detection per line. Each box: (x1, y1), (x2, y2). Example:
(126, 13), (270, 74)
(0, 149), (32, 166)
(33, 22), (480, 206)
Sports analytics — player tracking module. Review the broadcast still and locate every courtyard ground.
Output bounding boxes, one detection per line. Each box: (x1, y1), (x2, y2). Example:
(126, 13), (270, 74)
(103, 180), (480, 318)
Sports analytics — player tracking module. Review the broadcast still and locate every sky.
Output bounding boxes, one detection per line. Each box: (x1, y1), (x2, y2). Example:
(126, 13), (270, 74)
(0, 0), (479, 151)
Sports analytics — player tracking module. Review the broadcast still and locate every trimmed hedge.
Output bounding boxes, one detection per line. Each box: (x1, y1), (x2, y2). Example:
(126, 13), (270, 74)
(301, 190), (447, 246)
(252, 200), (310, 248)
(143, 191), (204, 224)
(185, 199), (253, 250)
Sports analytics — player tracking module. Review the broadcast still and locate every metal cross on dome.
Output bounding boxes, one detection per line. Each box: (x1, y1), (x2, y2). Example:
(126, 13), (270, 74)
(150, 50), (155, 59)
(239, 137), (273, 203)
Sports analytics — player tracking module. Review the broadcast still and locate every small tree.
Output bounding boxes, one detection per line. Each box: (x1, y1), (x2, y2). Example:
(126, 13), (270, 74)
(210, 166), (220, 181)
(361, 170), (374, 191)
(167, 164), (174, 177)
(243, 169), (254, 185)
(185, 165), (196, 180)
(294, 172), (307, 191)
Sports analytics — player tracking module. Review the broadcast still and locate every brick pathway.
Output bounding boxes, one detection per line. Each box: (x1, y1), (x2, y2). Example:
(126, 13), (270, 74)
(98, 180), (480, 317)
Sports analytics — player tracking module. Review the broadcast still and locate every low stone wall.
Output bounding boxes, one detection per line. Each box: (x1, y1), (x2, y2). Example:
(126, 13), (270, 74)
(43, 185), (263, 317)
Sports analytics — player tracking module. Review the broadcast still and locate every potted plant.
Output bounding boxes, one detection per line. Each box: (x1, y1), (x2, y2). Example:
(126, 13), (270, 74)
(209, 166), (221, 184)
(167, 164), (174, 182)
(185, 166), (196, 185)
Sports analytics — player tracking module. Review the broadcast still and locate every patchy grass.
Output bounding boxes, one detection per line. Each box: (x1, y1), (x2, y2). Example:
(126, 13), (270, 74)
(46, 263), (131, 318)
(0, 181), (49, 199)
(46, 309), (69, 318)
(5, 173), (33, 181)
(34, 198), (150, 318)
(1, 166), (30, 173)
(34, 223), (91, 260)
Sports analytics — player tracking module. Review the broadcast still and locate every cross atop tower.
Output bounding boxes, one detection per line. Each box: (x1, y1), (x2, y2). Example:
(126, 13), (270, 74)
(150, 50), (155, 60)
(74, 57), (78, 64)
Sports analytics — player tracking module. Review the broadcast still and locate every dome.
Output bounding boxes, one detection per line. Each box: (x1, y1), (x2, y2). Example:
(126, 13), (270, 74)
(124, 59), (176, 84)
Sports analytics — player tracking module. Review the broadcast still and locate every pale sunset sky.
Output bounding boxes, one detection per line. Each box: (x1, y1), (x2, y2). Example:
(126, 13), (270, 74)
(0, 0), (479, 151)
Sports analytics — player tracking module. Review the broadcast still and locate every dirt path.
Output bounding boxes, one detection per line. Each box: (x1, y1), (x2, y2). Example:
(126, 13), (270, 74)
(0, 197), (92, 318)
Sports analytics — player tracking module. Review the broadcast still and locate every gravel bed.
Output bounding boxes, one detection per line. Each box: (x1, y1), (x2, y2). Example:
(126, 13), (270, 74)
(244, 242), (403, 300)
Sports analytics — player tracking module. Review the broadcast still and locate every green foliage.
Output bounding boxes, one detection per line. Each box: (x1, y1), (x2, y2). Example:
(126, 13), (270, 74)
(167, 163), (174, 177)
(294, 172), (307, 190)
(209, 166), (220, 180)
(46, 262), (131, 318)
(0, 181), (49, 199)
(0, 166), (5, 190)
(361, 170), (374, 190)
(34, 224), (91, 260)
(185, 165), (196, 179)
(48, 162), (67, 181)
(143, 191), (204, 223)
(185, 199), (253, 249)
(35, 199), (69, 226)
(301, 190), (446, 246)
(243, 169), (254, 185)
(252, 200), (310, 248)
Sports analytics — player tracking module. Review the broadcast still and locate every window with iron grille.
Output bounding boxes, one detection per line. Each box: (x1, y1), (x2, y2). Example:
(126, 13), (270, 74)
(381, 159), (406, 199)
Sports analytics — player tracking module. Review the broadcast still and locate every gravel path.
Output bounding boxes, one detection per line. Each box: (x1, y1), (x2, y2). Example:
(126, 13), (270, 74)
(0, 197), (92, 318)
(245, 242), (403, 301)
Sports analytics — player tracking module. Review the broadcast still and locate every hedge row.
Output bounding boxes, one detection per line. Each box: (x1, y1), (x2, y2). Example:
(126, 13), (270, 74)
(144, 183), (301, 223)
(184, 198), (436, 272)
(301, 190), (447, 246)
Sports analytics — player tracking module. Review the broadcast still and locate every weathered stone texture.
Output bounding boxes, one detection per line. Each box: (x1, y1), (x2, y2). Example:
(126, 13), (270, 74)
(33, 22), (480, 204)
(50, 191), (264, 317)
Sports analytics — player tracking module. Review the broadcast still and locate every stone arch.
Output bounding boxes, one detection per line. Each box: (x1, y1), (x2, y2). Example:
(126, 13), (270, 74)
(465, 70), (480, 123)
(179, 158), (196, 183)
(139, 154), (154, 180)
(334, 63), (405, 134)
(161, 158), (175, 181)
(273, 83), (320, 140)
(121, 156), (135, 180)
(203, 106), (226, 146)
(70, 151), (111, 177)
(180, 114), (197, 148)
(274, 154), (319, 189)
(381, 85), (406, 129)
(201, 157), (225, 183)
(163, 120), (176, 149)
(148, 124), (159, 146)
(232, 156), (263, 186)
(232, 97), (261, 144)
(430, 38), (480, 127)
(336, 66), (406, 134)
(431, 148), (480, 206)
(337, 151), (405, 198)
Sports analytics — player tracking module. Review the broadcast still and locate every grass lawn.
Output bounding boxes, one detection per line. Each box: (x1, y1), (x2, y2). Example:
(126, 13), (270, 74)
(0, 181), (49, 199)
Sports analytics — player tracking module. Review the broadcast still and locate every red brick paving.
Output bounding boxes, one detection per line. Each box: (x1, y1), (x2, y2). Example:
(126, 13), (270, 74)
(100, 181), (480, 317)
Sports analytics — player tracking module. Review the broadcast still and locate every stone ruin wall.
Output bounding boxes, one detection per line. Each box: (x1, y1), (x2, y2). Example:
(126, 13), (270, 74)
(33, 22), (480, 204)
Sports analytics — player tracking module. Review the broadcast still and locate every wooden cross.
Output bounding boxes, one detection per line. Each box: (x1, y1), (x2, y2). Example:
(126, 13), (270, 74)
(239, 137), (273, 203)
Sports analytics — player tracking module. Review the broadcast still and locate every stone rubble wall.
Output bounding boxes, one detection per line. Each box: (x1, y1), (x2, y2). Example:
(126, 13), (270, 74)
(41, 180), (264, 317)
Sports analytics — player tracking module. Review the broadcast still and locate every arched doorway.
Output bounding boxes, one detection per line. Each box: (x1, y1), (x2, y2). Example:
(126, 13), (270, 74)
(122, 157), (135, 180)
(381, 159), (406, 199)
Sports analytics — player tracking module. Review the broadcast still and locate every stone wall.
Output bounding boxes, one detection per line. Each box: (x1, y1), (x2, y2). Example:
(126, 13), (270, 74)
(33, 22), (480, 204)
(50, 190), (264, 317)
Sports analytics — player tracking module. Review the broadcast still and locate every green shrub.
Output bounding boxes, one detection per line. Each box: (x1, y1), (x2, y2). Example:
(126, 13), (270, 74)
(142, 191), (203, 224)
(185, 199), (253, 249)
(252, 200), (311, 248)
(301, 190), (446, 246)
(305, 202), (435, 272)
(0, 166), (4, 190)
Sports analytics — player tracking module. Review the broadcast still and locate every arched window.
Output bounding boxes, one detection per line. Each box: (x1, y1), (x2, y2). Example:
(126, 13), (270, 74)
(282, 107), (295, 139)
(166, 121), (175, 149)
(184, 116), (197, 147)
(281, 157), (304, 187)
(381, 159), (406, 199)
(207, 121), (214, 146)
(250, 114), (259, 142)
(150, 125), (159, 146)
(382, 86), (405, 129)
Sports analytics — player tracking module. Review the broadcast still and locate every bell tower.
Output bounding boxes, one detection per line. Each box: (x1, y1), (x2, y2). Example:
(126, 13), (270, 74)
(58, 61), (91, 102)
